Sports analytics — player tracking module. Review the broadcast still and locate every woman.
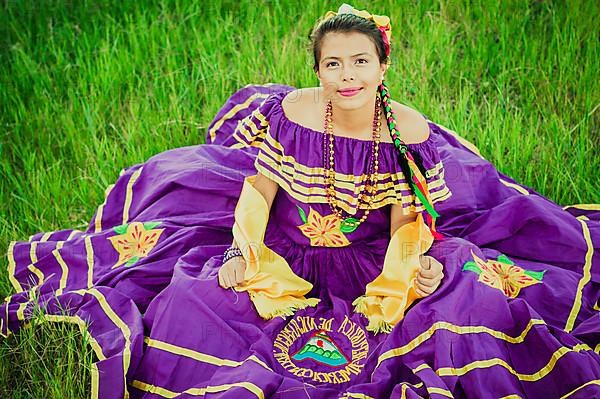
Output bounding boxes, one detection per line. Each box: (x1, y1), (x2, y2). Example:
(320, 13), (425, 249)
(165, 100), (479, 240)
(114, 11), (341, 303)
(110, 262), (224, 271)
(3, 4), (599, 398)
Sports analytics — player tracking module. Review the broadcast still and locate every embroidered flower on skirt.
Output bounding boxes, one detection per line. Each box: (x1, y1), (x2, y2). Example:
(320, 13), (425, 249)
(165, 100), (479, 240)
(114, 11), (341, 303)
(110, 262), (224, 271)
(108, 221), (164, 268)
(462, 250), (546, 298)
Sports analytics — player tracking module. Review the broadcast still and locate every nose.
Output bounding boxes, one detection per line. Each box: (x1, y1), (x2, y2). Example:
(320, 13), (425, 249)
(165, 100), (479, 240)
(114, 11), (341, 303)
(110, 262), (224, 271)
(340, 65), (355, 82)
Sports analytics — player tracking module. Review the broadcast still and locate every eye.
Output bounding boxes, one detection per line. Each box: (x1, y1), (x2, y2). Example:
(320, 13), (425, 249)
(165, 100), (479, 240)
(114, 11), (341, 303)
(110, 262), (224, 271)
(326, 61), (339, 68)
(356, 58), (368, 64)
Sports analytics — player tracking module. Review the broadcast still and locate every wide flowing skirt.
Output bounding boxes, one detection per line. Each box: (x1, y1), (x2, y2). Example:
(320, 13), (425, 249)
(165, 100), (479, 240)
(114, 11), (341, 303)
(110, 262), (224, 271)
(2, 84), (599, 398)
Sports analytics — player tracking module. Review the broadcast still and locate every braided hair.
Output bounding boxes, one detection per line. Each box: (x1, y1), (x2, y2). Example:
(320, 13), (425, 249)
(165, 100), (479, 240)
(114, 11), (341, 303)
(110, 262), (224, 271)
(378, 80), (428, 185)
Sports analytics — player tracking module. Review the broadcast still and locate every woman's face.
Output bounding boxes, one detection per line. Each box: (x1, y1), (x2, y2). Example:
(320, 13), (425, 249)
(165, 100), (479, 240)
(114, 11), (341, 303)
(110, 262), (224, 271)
(316, 31), (387, 110)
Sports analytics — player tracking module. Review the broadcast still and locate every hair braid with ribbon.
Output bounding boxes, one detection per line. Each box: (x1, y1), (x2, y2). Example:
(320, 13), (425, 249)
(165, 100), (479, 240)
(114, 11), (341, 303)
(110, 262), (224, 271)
(378, 80), (442, 238)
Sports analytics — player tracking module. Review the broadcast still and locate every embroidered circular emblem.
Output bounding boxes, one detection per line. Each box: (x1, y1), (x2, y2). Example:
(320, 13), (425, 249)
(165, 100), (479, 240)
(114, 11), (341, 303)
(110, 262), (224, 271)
(272, 315), (369, 384)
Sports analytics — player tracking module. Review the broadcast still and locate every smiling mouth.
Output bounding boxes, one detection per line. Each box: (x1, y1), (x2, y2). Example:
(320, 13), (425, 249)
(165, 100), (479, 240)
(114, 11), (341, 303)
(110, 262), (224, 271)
(338, 88), (363, 97)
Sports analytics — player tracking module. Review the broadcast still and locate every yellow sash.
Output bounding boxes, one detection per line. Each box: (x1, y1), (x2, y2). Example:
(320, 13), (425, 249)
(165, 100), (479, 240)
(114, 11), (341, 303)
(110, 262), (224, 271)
(353, 213), (434, 333)
(232, 175), (320, 319)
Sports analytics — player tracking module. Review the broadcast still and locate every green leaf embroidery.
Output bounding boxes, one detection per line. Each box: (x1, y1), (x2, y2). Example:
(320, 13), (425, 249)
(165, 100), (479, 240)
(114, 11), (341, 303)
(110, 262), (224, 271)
(125, 256), (140, 267)
(113, 224), (128, 235)
(340, 218), (359, 233)
(524, 269), (546, 281)
(143, 221), (162, 230)
(462, 261), (482, 274)
(497, 254), (514, 265)
(297, 205), (308, 224)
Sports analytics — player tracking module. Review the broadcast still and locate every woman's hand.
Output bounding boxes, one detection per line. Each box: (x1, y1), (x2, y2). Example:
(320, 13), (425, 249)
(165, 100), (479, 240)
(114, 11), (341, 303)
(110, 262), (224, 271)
(218, 256), (246, 289)
(414, 255), (444, 297)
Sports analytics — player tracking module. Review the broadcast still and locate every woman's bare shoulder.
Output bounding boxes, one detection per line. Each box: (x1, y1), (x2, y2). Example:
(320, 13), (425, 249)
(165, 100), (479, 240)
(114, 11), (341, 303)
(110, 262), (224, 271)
(391, 100), (431, 144)
(281, 87), (323, 129)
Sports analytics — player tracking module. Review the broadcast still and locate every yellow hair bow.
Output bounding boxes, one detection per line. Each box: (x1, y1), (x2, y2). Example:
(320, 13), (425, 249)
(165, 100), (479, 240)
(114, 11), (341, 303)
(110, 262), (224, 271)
(323, 3), (392, 56)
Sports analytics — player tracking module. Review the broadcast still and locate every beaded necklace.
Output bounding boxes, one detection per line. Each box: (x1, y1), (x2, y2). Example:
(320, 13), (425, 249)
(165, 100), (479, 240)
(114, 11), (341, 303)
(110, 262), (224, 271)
(323, 95), (382, 233)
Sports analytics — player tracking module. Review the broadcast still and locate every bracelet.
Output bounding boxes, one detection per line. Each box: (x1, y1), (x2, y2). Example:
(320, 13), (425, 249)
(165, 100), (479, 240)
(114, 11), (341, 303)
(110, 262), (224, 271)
(224, 245), (241, 253)
(224, 246), (242, 256)
(223, 246), (243, 263)
(223, 251), (243, 263)
(223, 246), (242, 258)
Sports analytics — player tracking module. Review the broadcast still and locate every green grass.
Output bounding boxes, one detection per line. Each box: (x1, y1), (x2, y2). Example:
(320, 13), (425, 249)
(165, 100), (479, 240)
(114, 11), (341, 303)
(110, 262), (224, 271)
(0, 0), (598, 397)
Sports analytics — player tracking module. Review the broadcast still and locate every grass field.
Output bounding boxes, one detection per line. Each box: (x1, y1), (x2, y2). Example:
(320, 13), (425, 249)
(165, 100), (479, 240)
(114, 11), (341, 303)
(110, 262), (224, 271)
(1, 0), (598, 397)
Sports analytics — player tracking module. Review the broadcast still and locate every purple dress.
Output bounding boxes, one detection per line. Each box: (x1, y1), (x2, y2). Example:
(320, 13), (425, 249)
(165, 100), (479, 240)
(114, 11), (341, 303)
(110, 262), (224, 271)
(2, 84), (599, 398)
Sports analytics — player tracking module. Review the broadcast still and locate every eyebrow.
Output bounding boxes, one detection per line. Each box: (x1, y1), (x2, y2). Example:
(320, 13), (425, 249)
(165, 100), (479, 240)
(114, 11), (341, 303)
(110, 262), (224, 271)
(322, 53), (371, 62)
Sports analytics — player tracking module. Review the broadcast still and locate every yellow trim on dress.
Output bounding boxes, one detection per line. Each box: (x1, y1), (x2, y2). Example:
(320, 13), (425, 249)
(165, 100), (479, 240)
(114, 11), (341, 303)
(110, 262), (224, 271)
(232, 175), (320, 319)
(73, 288), (133, 399)
(90, 363), (100, 399)
(95, 183), (116, 233)
(353, 214), (433, 334)
(255, 161), (450, 216)
(16, 302), (27, 321)
(564, 218), (594, 332)
(428, 386), (454, 398)
(144, 337), (273, 371)
(233, 117), (447, 185)
(255, 142), (448, 196)
(408, 344), (595, 391)
(234, 105), (269, 140)
(44, 314), (104, 399)
(563, 204), (600, 211)
(409, 364), (455, 397)
(31, 287), (132, 399)
(43, 314), (107, 361)
(235, 122), (452, 214)
(435, 343), (591, 381)
(122, 166), (143, 225)
(376, 318), (546, 368)
(209, 92), (270, 142)
(28, 241), (44, 285)
(399, 382), (425, 399)
(252, 125), (446, 183)
(53, 241), (68, 295)
(258, 158), (451, 215)
(7, 241), (23, 293)
(85, 235), (95, 288)
(560, 379), (600, 398)
(340, 393), (377, 399)
(499, 179), (530, 195)
(2, 296), (10, 337)
(131, 379), (265, 399)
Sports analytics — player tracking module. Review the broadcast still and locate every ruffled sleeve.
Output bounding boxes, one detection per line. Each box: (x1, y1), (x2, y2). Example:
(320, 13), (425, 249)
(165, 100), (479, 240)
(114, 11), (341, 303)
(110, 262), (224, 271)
(229, 93), (281, 150)
(403, 129), (452, 212)
(245, 93), (296, 186)
(228, 90), (299, 197)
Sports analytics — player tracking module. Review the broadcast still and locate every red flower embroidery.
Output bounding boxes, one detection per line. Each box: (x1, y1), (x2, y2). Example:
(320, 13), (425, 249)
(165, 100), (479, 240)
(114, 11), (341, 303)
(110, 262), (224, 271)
(108, 222), (164, 268)
(297, 207), (351, 247)
(463, 250), (545, 298)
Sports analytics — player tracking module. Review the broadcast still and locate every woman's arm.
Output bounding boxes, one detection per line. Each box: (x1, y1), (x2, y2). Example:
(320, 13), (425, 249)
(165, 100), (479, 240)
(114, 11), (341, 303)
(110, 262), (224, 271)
(230, 171), (279, 248)
(221, 172), (280, 288)
(252, 171), (280, 210)
(390, 203), (417, 236)
(390, 203), (444, 297)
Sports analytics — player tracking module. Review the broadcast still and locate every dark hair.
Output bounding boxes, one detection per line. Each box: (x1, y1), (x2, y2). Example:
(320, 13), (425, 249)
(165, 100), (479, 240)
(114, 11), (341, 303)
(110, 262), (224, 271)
(308, 13), (389, 72)
(307, 12), (435, 231)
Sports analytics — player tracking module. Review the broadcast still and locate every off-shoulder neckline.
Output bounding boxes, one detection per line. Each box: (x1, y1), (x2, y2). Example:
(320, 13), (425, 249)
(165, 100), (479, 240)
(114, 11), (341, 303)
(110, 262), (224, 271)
(269, 90), (432, 147)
